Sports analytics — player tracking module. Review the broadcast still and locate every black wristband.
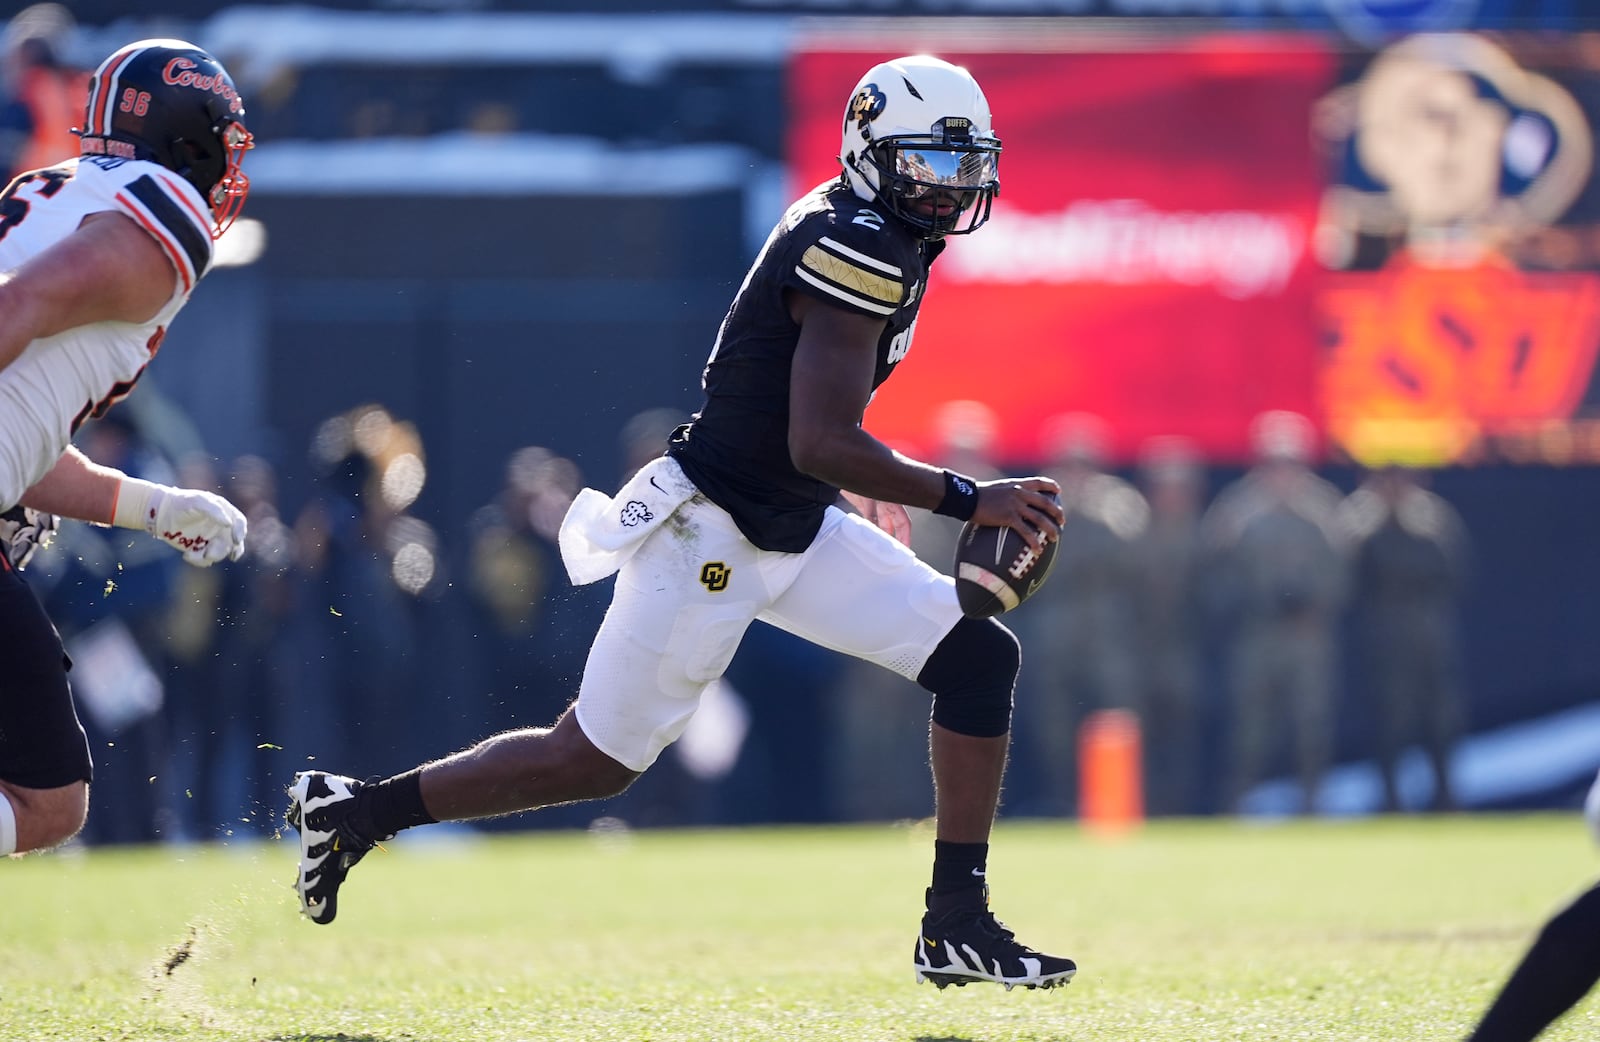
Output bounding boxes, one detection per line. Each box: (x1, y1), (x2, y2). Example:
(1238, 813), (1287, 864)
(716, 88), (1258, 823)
(933, 469), (979, 522)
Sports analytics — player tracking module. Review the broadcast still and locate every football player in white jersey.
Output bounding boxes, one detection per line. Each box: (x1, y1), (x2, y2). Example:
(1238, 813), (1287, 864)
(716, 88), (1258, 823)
(287, 56), (1076, 991)
(0, 39), (252, 857)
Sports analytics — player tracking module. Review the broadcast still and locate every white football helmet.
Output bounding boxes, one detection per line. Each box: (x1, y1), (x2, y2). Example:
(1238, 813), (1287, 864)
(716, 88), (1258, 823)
(839, 55), (1002, 239)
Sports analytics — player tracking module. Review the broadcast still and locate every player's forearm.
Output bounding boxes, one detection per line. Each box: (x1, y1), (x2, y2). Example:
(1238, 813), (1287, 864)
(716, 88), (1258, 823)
(18, 447), (122, 525)
(791, 426), (947, 510)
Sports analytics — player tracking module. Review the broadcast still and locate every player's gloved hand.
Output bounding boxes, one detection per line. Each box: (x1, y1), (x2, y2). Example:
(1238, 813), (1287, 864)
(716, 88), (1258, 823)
(112, 478), (247, 567)
(1585, 767), (1600, 849)
(0, 505), (59, 570)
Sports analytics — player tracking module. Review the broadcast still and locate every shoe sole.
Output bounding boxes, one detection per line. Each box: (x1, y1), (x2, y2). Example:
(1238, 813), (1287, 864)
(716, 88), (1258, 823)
(916, 967), (1076, 991)
(285, 773), (341, 925)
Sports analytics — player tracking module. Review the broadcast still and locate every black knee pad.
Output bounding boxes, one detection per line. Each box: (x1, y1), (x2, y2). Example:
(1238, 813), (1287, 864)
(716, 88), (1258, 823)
(917, 615), (1020, 738)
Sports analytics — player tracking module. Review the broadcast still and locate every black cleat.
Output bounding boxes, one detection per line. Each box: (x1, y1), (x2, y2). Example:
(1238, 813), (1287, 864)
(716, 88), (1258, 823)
(914, 886), (1077, 991)
(285, 771), (382, 925)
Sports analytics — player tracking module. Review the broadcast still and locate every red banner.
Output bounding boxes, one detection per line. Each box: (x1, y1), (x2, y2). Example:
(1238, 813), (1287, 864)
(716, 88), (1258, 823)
(789, 42), (1338, 465)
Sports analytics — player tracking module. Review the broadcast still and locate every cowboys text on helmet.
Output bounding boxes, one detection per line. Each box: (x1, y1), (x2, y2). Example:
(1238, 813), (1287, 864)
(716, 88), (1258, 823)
(161, 55), (244, 115)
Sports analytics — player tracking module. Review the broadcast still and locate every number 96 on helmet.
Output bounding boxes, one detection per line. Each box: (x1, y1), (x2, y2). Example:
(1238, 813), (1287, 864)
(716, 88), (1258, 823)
(952, 520), (1058, 618)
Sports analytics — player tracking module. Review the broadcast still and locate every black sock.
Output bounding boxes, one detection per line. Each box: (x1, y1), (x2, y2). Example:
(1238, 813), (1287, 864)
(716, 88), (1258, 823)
(357, 769), (437, 840)
(1469, 882), (1600, 1042)
(931, 840), (989, 897)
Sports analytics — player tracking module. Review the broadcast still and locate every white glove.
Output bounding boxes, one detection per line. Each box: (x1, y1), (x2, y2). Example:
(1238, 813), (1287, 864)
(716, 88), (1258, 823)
(1585, 767), (1600, 849)
(112, 478), (247, 567)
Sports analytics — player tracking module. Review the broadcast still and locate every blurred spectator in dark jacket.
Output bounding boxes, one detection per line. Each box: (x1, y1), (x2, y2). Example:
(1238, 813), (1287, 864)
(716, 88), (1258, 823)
(158, 453), (233, 839)
(206, 454), (298, 834)
(466, 446), (582, 739)
(1009, 412), (1147, 818)
(284, 406), (422, 779)
(1339, 465), (1471, 812)
(1131, 436), (1209, 816)
(1203, 410), (1349, 815)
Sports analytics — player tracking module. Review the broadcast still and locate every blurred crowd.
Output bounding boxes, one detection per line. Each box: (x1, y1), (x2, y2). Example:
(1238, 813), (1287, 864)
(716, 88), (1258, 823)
(837, 402), (1472, 825)
(0, 4), (85, 185)
(27, 388), (1474, 846)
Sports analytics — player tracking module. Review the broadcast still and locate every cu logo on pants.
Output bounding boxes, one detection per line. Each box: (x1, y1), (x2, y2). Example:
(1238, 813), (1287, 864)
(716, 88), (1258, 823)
(699, 561), (731, 592)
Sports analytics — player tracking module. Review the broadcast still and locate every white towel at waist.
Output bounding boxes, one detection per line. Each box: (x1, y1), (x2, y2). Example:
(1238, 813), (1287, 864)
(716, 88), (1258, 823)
(558, 455), (700, 585)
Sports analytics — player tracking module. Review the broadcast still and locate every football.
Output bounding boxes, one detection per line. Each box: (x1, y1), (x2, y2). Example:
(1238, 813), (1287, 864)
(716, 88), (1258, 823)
(953, 518), (1059, 618)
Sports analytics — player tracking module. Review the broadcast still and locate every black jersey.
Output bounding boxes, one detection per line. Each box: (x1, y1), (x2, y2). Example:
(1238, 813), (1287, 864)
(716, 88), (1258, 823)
(670, 179), (944, 553)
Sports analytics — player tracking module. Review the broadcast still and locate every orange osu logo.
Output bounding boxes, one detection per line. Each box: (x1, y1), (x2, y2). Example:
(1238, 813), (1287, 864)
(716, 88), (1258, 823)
(1318, 259), (1600, 463)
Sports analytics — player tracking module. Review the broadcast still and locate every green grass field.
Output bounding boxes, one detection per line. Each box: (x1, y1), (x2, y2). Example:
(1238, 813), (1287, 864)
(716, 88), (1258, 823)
(4, 815), (1597, 1042)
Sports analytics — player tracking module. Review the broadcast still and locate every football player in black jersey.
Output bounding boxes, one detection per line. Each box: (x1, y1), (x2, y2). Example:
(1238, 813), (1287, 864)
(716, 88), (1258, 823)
(0, 39), (252, 857)
(288, 55), (1075, 991)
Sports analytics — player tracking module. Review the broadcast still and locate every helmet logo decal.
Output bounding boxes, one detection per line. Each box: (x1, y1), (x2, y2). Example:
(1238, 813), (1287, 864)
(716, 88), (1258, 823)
(850, 84), (886, 141)
(162, 57), (243, 115)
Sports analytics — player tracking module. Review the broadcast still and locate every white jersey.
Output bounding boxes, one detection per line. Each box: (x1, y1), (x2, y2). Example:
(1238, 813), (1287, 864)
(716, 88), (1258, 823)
(0, 154), (213, 509)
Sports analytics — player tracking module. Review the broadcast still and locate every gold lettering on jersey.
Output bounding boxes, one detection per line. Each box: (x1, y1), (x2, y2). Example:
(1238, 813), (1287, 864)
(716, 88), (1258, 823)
(801, 245), (902, 306)
(699, 562), (732, 593)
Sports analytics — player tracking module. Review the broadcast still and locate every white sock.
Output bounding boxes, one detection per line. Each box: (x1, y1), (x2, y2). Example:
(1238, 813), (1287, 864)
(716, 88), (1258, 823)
(0, 792), (16, 855)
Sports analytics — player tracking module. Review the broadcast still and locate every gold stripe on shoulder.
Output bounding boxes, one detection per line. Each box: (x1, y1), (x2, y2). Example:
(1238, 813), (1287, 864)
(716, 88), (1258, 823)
(800, 244), (903, 307)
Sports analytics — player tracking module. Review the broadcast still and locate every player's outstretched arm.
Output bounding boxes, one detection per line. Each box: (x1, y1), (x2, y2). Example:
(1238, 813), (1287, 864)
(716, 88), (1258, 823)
(22, 447), (247, 567)
(0, 211), (177, 376)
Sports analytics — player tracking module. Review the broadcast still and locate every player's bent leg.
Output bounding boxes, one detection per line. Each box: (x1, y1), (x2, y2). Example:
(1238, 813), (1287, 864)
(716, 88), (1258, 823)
(284, 502), (758, 925)
(763, 513), (1075, 991)
(911, 618), (1074, 990)
(419, 710), (641, 820)
(0, 779), (87, 854)
(286, 712), (641, 925)
(921, 616), (1017, 842)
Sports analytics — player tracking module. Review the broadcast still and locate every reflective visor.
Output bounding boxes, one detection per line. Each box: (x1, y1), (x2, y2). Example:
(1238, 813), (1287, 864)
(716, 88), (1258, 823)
(893, 147), (998, 191)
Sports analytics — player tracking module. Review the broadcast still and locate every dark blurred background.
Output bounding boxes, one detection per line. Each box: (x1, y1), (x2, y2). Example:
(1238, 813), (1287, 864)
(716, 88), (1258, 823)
(6, 0), (1600, 844)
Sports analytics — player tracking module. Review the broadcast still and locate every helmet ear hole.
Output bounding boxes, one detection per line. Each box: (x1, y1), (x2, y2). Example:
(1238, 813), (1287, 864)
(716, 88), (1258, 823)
(180, 138), (211, 166)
